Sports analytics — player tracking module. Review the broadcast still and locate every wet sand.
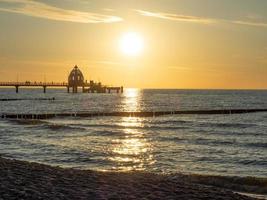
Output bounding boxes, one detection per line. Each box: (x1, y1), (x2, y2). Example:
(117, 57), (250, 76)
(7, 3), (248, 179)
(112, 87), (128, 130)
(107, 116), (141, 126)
(0, 157), (261, 200)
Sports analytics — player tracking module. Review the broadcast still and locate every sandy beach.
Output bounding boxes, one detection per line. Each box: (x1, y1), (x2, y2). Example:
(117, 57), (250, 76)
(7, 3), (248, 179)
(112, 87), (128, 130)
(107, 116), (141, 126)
(0, 157), (262, 200)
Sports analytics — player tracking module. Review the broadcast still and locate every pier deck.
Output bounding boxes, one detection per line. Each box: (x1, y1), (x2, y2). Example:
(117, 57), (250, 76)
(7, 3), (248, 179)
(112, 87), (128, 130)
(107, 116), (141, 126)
(0, 82), (123, 94)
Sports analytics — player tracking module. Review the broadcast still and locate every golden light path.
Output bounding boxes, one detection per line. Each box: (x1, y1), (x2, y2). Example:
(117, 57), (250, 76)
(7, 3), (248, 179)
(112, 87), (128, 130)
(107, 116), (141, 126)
(34, 89), (155, 172)
(109, 88), (155, 171)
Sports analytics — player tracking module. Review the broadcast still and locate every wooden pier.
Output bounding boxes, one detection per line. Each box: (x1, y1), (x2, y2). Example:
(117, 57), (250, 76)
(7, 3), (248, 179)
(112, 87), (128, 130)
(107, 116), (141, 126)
(0, 82), (67, 93)
(0, 65), (123, 94)
(0, 82), (123, 94)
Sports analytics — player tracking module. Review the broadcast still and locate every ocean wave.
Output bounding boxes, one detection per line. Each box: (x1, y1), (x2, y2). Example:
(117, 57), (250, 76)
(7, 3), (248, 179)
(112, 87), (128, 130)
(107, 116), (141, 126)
(92, 130), (126, 137)
(198, 122), (257, 129)
(238, 159), (267, 166)
(192, 138), (235, 146)
(158, 136), (186, 143)
(246, 142), (267, 148)
(6, 119), (48, 125)
(150, 119), (191, 125)
(40, 123), (86, 131)
(73, 123), (126, 129)
(64, 122), (190, 131)
(193, 128), (260, 137)
(147, 126), (189, 130)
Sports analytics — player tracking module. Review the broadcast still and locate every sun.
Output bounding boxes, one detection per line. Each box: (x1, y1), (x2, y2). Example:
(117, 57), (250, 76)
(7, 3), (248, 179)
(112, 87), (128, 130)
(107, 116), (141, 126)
(119, 32), (144, 56)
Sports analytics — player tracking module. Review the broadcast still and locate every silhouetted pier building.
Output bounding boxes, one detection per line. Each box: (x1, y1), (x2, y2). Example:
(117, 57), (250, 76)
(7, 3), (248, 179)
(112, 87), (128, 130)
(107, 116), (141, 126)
(67, 65), (123, 94)
(68, 65), (84, 93)
(0, 65), (123, 94)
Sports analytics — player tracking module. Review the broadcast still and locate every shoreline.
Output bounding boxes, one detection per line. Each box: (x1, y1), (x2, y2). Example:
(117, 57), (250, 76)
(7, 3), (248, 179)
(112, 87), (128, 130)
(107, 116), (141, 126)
(0, 157), (263, 200)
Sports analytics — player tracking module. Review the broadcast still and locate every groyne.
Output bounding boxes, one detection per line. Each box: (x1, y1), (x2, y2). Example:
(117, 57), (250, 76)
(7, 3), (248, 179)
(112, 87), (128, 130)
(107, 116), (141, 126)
(1, 109), (267, 120)
(0, 98), (55, 101)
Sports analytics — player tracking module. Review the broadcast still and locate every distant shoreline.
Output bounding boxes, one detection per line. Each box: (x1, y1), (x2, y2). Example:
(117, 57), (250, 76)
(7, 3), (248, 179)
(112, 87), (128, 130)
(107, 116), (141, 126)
(0, 157), (262, 200)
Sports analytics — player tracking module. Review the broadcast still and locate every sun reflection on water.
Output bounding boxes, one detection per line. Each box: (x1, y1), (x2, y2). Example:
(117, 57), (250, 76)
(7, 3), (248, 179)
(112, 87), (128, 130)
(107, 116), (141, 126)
(108, 88), (155, 171)
(123, 88), (141, 112)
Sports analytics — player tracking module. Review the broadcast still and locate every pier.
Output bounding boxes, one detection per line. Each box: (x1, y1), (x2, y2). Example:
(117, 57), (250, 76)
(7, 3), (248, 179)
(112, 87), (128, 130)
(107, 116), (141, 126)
(0, 82), (67, 93)
(0, 82), (123, 94)
(0, 65), (123, 94)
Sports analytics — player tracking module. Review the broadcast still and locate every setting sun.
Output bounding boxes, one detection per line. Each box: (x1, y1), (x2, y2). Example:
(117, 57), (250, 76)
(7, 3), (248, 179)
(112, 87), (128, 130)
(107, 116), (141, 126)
(119, 32), (144, 56)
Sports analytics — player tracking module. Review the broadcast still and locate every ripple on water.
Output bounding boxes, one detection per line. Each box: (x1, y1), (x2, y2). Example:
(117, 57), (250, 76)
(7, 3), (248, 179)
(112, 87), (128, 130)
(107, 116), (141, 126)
(0, 89), (267, 177)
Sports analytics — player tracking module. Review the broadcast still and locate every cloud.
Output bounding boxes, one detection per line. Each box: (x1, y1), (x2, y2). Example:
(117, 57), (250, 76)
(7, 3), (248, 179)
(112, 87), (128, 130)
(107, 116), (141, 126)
(0, 0), (123, 23)
(136, 9), (267, 29)
(232, 20), (267, 28)
(136, 10), (216, 24)
(103, 8), (115, 12)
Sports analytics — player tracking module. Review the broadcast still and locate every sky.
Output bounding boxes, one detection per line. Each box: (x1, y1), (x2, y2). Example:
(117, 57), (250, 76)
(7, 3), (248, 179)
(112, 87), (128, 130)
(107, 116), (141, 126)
(0, 0), (267, 89)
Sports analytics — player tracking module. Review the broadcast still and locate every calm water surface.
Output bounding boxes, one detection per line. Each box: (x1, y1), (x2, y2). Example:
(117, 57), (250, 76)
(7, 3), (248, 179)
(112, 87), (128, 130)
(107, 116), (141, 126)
(0, 88), (267, 177)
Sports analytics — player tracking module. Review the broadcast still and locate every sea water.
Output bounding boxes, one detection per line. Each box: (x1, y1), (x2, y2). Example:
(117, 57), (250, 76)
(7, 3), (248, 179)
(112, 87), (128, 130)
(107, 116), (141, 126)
(0, 88), (267, 177)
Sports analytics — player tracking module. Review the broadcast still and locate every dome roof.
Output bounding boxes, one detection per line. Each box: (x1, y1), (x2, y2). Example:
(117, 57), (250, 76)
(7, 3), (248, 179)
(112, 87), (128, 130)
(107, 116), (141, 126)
(68, 65), (84, 86)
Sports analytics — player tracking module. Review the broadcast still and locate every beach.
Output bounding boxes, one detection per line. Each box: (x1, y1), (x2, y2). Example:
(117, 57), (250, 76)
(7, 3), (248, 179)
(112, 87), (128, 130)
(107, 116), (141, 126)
(0, 157), (262, 200)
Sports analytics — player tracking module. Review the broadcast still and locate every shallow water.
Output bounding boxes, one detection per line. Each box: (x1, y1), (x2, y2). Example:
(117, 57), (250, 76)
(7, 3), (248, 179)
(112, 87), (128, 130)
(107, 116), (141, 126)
(0, 88), (267, 177)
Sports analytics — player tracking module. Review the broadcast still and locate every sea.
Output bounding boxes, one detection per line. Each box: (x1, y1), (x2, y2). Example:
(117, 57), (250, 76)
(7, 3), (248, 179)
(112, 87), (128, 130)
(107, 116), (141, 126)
(0, 88), (267, 178)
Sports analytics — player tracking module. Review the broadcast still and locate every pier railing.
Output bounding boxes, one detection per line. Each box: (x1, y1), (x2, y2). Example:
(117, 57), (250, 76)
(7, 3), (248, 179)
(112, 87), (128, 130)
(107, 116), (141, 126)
(0, 82), (68, 87)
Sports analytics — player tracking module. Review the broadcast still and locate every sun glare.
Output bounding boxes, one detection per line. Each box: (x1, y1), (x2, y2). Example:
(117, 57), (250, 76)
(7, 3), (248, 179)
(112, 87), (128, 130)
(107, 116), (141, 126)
(119, 32), (144, 56)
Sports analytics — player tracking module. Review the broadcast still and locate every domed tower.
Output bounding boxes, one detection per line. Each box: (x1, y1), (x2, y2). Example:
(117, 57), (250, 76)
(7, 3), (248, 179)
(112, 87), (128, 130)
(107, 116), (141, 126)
(68, 65), (84, 93)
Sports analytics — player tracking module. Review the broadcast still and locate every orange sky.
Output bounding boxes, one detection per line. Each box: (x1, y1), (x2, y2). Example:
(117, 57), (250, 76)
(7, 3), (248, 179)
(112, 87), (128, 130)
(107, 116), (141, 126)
(0, 0), (267, 89)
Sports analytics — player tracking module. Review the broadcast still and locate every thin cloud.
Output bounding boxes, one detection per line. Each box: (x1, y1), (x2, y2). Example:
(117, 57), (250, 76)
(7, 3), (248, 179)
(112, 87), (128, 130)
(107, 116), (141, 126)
(232, 20), (267, 28)
(136, 9), (267, 28)
(103, 8), (115, 12)
(0, 0), (123, 23)
(136, 10), (216, 24)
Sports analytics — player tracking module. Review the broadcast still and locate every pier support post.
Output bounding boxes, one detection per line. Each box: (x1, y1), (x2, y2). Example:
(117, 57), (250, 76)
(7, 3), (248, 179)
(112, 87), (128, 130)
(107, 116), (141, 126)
(67, 86), (70, 93)
(72, 86), (78, 93)
(121, 86), (123, 93)
(15, 86), (19, 93)
(43, 86), (47, 93)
